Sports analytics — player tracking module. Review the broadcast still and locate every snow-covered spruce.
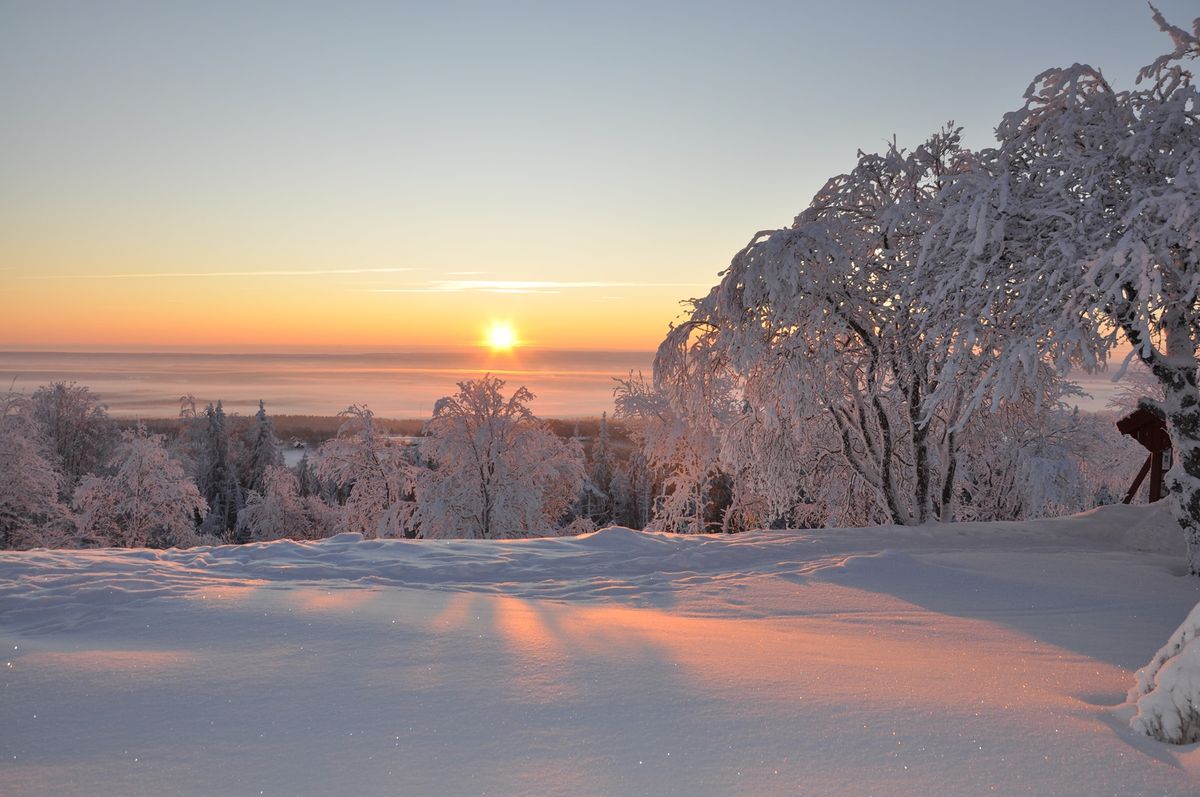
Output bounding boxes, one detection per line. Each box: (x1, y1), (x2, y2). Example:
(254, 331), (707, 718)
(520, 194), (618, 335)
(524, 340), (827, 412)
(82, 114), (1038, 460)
(1130, 601), (1200, 744)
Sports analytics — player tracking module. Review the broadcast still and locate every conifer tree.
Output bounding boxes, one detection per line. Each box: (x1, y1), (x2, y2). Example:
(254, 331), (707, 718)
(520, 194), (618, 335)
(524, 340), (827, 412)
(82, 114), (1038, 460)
(587, 412), (617, 526)
(244, 400), (283, 496)
(200, 401), (242, 538)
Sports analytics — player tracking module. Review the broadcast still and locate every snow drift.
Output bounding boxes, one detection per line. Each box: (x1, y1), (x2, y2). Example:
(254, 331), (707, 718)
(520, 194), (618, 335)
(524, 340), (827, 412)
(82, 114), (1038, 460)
(3, 503), (1200, 796)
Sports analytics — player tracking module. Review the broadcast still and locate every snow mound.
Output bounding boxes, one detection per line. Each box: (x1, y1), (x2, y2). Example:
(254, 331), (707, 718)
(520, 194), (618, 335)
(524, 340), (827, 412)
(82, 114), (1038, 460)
(569, 525), (680, 551)
(0, 502), (1187, 634)
(3, 502), (1200, 796)
(1130, 600), (1200, 744)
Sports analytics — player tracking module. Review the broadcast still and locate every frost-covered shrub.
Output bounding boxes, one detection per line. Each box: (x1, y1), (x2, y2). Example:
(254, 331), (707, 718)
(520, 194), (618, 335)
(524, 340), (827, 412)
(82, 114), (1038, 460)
(1129, 602), (1200, 744)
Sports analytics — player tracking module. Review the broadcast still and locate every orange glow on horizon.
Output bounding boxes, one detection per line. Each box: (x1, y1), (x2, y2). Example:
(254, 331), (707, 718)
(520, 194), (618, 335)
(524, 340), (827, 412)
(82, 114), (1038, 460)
(0, 268), (688, 352)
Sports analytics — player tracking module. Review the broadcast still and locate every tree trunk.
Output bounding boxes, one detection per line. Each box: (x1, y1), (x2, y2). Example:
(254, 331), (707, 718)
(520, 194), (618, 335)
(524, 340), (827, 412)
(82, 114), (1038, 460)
(1158, 365), (1200, 574)
(908, 377), (931, 523)
(940, 429), (958, 522)
(1155, 310), (1200, 575)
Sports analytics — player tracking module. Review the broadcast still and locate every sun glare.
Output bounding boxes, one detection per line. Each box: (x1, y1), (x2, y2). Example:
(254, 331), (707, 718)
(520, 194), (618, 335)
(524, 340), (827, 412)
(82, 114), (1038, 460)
(486, 322), (518, 352)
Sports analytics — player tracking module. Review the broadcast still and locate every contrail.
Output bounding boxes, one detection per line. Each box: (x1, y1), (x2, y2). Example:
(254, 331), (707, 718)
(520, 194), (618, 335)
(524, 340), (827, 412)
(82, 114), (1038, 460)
(365, 279), (712, 294)
(24, 267), (416, 280)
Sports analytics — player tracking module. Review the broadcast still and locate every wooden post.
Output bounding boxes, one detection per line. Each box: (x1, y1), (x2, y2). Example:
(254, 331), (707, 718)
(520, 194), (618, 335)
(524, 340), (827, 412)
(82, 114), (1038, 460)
(1150, 451), (1165, 502)
(1124, 455), (1153, 504)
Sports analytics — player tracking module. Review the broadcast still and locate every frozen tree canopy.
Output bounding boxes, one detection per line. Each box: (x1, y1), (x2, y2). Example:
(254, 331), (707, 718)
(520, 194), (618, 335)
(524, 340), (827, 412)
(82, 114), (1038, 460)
(614, 371), (729, 533)
(414, 376), (584, 539)
(919, 7), (1200, 571)
(317, 405), (413, 539)
(73, 427), (208, 548)
(651, 128), (1083, 529)
(237, 465), (335, 542)
(0, 391), (70, 549)
(243, 400), (284, 497)
(30, 381), (112, 495)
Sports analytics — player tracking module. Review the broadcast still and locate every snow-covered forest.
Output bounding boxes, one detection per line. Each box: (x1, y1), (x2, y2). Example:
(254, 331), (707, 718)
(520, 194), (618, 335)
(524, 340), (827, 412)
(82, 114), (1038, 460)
(0, 372), (1151, 550)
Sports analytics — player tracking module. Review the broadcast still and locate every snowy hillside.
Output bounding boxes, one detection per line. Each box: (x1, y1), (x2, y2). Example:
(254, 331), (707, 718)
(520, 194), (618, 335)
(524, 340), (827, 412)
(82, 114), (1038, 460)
(3, 504), (1200, 796)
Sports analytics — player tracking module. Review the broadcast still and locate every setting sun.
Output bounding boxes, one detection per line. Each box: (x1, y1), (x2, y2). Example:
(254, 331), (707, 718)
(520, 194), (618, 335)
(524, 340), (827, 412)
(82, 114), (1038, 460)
(485, 321), (518, 352)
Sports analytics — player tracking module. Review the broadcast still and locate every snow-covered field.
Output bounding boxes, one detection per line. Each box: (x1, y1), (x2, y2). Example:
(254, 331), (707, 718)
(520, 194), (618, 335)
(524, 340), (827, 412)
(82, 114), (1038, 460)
(3, 505), (1200, 796)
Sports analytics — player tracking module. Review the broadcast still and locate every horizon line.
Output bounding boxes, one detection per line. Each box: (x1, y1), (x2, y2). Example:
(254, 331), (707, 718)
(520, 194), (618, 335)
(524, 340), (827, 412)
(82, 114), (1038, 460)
(0, 344), (659, 355)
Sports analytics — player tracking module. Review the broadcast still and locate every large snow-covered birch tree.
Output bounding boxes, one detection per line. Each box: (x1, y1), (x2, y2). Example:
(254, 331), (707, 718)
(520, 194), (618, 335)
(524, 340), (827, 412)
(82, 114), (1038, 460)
(656, 128), (982, 525)
(919, 8), (1200, 571)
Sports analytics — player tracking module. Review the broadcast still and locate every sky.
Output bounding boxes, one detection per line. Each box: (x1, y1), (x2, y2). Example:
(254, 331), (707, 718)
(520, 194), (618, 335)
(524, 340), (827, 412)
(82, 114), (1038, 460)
(1, 0), (1195, 352)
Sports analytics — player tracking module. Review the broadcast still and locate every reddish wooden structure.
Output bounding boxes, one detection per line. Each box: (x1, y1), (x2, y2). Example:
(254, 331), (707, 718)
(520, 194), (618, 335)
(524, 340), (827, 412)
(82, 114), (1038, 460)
(1117, 408), (1172, 504)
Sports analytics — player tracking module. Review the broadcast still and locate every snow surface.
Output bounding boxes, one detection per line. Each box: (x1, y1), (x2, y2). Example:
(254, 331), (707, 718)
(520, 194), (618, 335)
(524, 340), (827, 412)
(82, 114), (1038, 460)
(3, 504), (1200, 796)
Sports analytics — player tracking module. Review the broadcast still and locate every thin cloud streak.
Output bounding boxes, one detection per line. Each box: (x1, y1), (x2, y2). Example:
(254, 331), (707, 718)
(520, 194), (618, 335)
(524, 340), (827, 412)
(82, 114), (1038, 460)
(366, 279), (712, 294)
(24, 267), (416, 280)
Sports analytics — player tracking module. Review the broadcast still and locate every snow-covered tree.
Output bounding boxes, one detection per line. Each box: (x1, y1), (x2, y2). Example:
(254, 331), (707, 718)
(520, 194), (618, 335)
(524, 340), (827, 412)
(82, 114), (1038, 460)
(171, 393), (206, 476)
(30, 381), (113, 496)
(236, 465), (336, 542)
(316, 405), (414, 538)
(716, 399), (874, 530)
(293, 452), (323, 498)
(656, 128), (984, 526)
(413, 377), (584, 539)
(1129, 600), (1200, 744)
(918, 8), (1200, 570)
(73, 427), (207, 548)
(614, 371), (729, 533)
(196, 401), (242, 537)
(0, 391), (72, 548)
(607, 463), (636, 528)
(242, 399), (283, 497)
(585, 412), (617, 526)
(954, 379), (1093, 521)
(622, 451), (658, 529)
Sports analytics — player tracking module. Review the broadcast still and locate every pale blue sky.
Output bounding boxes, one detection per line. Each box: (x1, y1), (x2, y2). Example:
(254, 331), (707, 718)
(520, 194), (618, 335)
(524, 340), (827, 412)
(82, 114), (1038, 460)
(1, 0), (1194, 348)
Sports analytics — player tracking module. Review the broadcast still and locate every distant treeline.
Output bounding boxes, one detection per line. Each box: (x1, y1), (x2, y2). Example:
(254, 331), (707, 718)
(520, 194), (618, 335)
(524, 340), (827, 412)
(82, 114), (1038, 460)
(1, 378), (662, 549)
(128, 414), (636, 452)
